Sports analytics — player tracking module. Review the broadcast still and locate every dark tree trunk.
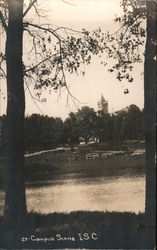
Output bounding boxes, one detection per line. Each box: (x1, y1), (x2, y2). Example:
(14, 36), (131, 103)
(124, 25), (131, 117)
(144, 1), (156, 228)
(85, 137), (88, 144)
(3, 0), (27, 230)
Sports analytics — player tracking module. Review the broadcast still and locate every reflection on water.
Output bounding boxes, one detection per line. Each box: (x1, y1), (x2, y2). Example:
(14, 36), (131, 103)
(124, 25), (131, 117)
(27, 176), (145, 214)
(0, 175), (145, 215)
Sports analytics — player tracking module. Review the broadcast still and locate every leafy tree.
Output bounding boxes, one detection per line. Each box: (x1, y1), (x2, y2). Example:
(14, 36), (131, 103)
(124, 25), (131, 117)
(51, 117), (64, 147)
(124, 1), (156, 228)
(103, 0), (146, 83)
(24, 114), (42, 151)
(23, 105), (144, 152)
(77, 106), (98, 144)
(38, 115), (54, 149)
(63, 112), (79, 149)
(144, 1), (156, 228)
(113, 105), (144, 141)
(0, 0), (107, 228)
(1, 0), (27, 229)
(96, 111), (112, 143)
(0, 0), (155, 231)
(113, 112), (126, 143)
(126, 105), (144, 140)
(105, 0), (156, 228)
(24, 114), (63, 151)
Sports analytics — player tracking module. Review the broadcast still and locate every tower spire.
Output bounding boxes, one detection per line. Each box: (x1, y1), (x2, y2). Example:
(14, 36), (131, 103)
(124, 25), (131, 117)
(97, 94), (108, 114)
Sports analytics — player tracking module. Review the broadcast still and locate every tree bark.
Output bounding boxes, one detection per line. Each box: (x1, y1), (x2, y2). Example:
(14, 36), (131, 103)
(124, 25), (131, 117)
(144, 1), (156, 228)
(3, 0), (27, 230)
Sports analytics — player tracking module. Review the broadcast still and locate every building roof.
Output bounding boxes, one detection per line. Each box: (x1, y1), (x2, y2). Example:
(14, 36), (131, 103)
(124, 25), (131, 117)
(98, 94), (107, 104)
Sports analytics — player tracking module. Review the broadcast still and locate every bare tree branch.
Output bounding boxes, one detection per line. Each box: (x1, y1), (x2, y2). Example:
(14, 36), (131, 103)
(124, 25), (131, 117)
(23, 0), (37, 17)
(25, 79), (44, 114)
(57, 39), (87, 107)
(23, 22), (62, 41)
(54, 26), (82, 34)
(62, 0), (77, 6)
(0, 66), (6, 78)
(0, 53), (6, 79)
(24, 52), (59, 74)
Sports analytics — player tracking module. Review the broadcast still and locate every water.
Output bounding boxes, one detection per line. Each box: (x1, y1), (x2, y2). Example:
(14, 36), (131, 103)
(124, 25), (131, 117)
(0, 175), (145, 215)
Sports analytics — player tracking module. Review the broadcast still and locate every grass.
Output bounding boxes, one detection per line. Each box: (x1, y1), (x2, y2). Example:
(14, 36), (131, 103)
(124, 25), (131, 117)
(0, 143), (149, 249)
(0, 149), (145, 187)
(0, 211), (155, 249)
(0, 141), (145, 184)
(23, 151), (145, 184)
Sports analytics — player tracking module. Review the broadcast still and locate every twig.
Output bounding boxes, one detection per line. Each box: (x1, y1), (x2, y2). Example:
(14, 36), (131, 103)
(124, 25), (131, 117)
(24, 53), (59, 74)
(23, 0), (37, 17)
(25, 80), (44, 114)
(54, 26), (82, 34)
(24, 22), (62, 41)
(62, 0), (77, 6)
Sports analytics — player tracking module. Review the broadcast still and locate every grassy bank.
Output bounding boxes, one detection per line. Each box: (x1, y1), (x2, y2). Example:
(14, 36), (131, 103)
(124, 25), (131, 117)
(0, 142), (150, 249)
(0, 148), (145, 187)
(0, 211), (155, 249)
(24, 151), (145, 184)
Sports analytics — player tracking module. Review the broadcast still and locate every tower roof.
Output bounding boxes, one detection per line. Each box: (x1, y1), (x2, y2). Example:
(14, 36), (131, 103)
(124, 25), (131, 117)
(99, 94), (107, 103)
(97, 94), (109, 114)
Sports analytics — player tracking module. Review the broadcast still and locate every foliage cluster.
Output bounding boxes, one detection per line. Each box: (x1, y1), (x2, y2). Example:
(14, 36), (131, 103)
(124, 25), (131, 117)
(0, 104), (144, 153)
(0, 0), (147, 103)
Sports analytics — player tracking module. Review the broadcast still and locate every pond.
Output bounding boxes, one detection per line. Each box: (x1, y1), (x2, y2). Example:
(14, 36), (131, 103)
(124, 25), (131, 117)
(0, 174), (145, 215)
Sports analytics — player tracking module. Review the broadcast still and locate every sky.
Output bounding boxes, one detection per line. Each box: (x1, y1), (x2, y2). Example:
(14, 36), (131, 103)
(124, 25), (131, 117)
(0, 0), (145, 120)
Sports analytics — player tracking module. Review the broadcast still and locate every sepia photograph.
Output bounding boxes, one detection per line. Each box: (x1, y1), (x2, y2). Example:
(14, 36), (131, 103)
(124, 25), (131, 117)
(0, 0), (156, 249)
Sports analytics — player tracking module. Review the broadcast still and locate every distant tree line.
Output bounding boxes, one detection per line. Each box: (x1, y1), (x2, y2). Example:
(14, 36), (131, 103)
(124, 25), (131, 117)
(0, 104), (144, 154)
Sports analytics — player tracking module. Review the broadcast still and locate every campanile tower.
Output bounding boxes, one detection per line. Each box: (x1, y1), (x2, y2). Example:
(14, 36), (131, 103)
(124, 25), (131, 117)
(97, 95), (108, 114)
